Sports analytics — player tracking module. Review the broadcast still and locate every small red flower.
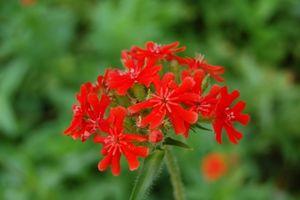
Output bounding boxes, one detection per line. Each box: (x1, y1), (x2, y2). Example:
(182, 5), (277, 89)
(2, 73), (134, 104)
(94, 106), (149, 176)
(212, 87), (250, 144)
(201, 152), (227, 181)
(21, 0), (36, 6)
(149, 130), (164, 143)
(107, 51), (161, 95)
(128, 73), (199, 137)
(129, 41), (186, 62)
(181, 54), (225, 82)
(183, 70), (221, 118)
(64, 78), (110, 141)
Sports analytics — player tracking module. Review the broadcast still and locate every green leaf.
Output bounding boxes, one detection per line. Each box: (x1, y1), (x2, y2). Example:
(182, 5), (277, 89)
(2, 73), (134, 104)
(194, 124), (212, 132)
(129, 150), (165, 200)
(163, 137), (192, 150)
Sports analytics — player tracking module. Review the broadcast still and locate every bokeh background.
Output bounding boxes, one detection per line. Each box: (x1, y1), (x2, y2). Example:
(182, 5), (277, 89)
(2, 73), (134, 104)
(1, 0), (300, 199)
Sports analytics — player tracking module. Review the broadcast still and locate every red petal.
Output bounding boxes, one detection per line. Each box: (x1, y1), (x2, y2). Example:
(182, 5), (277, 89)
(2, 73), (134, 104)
(219, 87), (240, 108)
(141, 109), (165, 129)
(93, 134), (106, 143)
(224, 125), (243, 144)
(207, 85), (221, 97)
(122, 148), (140, 171)
(111, 151), (121, 176)
(236, 114), (250, 125)
(123, 134), (148, 142)
(138, 64), (162, 87)
(171, 104), (198, 124)
(108, 106), (127, 132)
(107, 70), (134, 95)
(98, 94), (110, 115)
(177, 93), (201, 104)
(64, 117), (81, 134)
(129, 145), (149, 157)
(161, 73), (175, 87)
(168, 113), (186, 135)
(87, 93), (100, 113)
(146, 41), (155, 50)
(163, 41), (179, 50)
(232, 101), (246, 112)
(98, 154), (112, 171)
(128, 100), (155, 114)
(174, 77), (195, 95)
(212, 120), (223, 144)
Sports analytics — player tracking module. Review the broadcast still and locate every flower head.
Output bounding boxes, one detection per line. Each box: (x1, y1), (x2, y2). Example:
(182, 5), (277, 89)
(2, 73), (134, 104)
(64, 41), (251, 177)
(64, 79), (110, 141)
(183, 70), (221, 118)
(94, 106), (149, 176)
(212, 87), (250, 144)
(181, 54), (225, 82)
(128, 73), (199, 137)
(129, 41), (186, 62)
(107, 51), (161, 95)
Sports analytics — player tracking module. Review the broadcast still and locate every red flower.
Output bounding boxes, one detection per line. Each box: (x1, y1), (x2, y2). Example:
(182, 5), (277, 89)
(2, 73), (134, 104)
(107, 51), (161, 95)
(21, 0), (36, 6)
(64, 79), (110, 142)
(181, 54), (225, 82)
(128, 73), (199, 137)
(94, 106), (149, 176)
(129, 41), (186, 62)
(212, 87), (250, 144)
(183, 70), (221, 118)
(201, 153), (227, 181)
(149, 130), (164, 143)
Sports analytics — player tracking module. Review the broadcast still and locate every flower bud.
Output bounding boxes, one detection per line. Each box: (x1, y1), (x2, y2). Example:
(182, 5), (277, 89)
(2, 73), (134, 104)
(149, 130), (163, 143)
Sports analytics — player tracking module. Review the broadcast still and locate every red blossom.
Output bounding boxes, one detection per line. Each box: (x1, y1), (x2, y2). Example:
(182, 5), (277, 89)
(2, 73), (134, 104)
(64, 41), (251, 177)
(180, 54), (225, 82)
(94, 106), (149, 176)
(21, 0), (36, 6)
(201, 152), (227, 181)
(107, 51), (161, 95)
(149, 130), (164, 143)
(64, 78), (110, 141)
(212, 87), (250, 144)
(128, 73), (199, 137)
(182, 70), (221, 118)
(129, 41), (186, 62)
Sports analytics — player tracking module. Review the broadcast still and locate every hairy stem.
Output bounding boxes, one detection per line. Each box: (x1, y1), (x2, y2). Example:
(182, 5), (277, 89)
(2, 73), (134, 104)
(129, 150), (165, 200)
(165, 146), (186, 200)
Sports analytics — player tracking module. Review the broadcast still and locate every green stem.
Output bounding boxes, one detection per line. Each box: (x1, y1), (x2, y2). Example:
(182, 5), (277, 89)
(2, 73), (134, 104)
(129, 150), (165, 200)
(165, 146), (186, 200)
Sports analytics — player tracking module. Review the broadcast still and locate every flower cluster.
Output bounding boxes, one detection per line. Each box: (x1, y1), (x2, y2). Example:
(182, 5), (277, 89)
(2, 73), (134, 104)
(64, 41), (250, 175)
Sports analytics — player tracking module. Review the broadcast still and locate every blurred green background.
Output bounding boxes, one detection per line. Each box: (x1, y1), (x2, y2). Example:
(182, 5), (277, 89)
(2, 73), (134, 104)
(0, 0), (300, 199)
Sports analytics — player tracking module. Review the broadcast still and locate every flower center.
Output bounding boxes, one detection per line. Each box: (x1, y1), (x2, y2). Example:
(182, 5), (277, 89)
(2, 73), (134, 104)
(151, 88), (178, 112)
(151, 43), (162, 54)
(195, 53), (205, 64)
(197, 101), (212, 114)
(128, 66), (141, 80)
(225, 107), (235, 121)
(104, 130), (126, 155)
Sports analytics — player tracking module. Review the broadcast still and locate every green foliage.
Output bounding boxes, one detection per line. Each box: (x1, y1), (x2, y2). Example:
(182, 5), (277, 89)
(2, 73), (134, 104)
(0, 0), (299, 199)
